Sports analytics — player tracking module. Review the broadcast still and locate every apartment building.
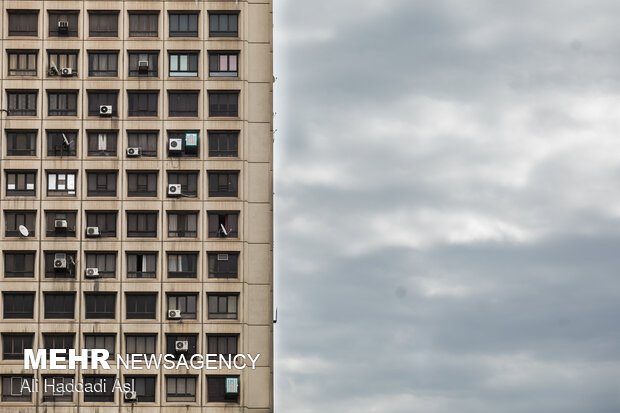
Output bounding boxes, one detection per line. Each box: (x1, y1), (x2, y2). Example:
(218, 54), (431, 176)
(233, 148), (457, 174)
(0, 0), (273, 410)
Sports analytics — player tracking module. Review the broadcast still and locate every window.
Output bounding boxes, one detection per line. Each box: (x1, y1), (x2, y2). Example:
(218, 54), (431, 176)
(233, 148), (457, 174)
(2, 376), (33, 402)
(7, 90), (37, 116)
(3, 334), (33, 360)
(127, 212), (158, 238)
(48, 50), (78, 74)
(166, 334), (197, 358)
(168, 211), (198, 238)
(209, 91), (239, 117)
(169, 52), (198, 77)
(87, 171), (117, 196)
(207, 334), (238, 358)
(44, 293), (75, 319)
(128, 91), (158, 117)
(126, 334), (156, 357)
(85, 252), (116, 278)
(207, 375), (240, 403)
(127, 171), (158, 197)
(126, 293), (157, 319)
(84, 334), (115, 358)
(5, 170), (36, 196)
(3, 293), (34, 319)
(88, 52), (118, 77)
(4, 252), (35, 278)
(8, 50), (37, 76)
(209, 51), (238, 77)
(85, 293), (116, 319)
(209, 12), (238, 37)
(89, 11), (118, 37)
(44, 251), (77, 278)
(47, 171), (77, 196)
(47, 131), (77, 156)
(167, 131), (199, 157)
(48, 90), (78, 116)
(168, 253), (198, 278)
(45, 211), (77, 237)
(83, 376), (115, 402)
(128, 51), (158, 77)
(8, 10), (38, 36)
(42, 376), (73, 402)
(167, 294), (197, 319)
(129, 12), (158, 37)
(208, 131), (238, 157)
(88, 90), (118, 116)
(127, 131), (158, 156)
(169, 12), (198, 37)
(4, 211), (35, 237)
(169, 91), (199, 117)
(125, 376), (156, 402)
(88, 131), (118, 156)
(208, 252), (239, 279)
(208, 171), (239, 197)
(48, 11), (79, 37)
(43, 334), (74, 358)
(166, 376), (196, 402)
(85, 211), (117, 237)
(208, 294), (238, 319)
(6, 130), (36, 156)
(208, 212), (239, 238)
(127, 253), (157, 279)
(168, 171), (198, 197)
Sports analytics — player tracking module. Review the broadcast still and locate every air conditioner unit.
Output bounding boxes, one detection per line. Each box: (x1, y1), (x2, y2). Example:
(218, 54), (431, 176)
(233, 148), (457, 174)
(185, 132), (198, 147)
(126, 147), (141, 157)
(86, 226), (100, 237)
(217, 253), (229, 261)
(55, 219), (68, 229)
(168, 138), (183, 153)
(138, 60), (149, 73)
(168, 309), (181, 319)
(85, 268), (100, 278)
(61, 67), (73, 77)
(54, 253), (67, 269)
(58, 20), (69, 33)
(99, 105), (113, 116)
(225, 377), (239, 395)
(124, 391), (137, 402)
(175, 340), (189, 352)
(168, 184), (182, 196)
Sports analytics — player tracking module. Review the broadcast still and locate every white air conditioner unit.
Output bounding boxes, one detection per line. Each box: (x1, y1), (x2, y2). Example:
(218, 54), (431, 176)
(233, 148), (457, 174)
(85, 268), (100, 278)
(54, 253), (67, 269)
(168, 184), (181, 196)
(55, 219), (68, 229)
(124, 391), (137, 402)
(168, 138), (182, 153)
(225, 377), (239, 395)
(126, 147), (141, 157)
(86, 226), (100, 237)
(138, 60), (149, 73)
(58, 20), (69, 32)
(61, 67), (73, 77)
(168, 309), (181, 319)
(175, 340), (189, 352)
(217, 253), (229, 261)
(99, 105), (112, 116)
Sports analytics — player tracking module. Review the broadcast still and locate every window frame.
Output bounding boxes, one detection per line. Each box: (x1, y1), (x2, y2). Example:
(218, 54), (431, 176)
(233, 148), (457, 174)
(84, 293), (116, 319)
(166, 375), (197, 402)
(4, 252), (35, 278)
(1, 376), (33, 402)
(4, 210), (36, 237)
(167, 293), (198, 319)
(87, 131), (118, 156)
(208, 252), (239, 279)
(83, 375), (115, 402)
(208, 12), (239, 38)
(127, 252), (157, 278)
(124, 375), (156, 402)
(3, 292), (35, 319)
(167, 211), (198, 238)
(128, 11), (159, 37)
(43, 333), (74, 358)
(6, 90), (37, 116)
(128, 51), (159, 77)
(208, 130), (239, 157)
(88, 10), (119, 37)
(207, 293), (238, 319)
(127, 131), (158, 156)
(208, 171), (239, 197)
(128, 90), (159, 117)
(2, 334), (33, 360)
(125, 293), (157, 319)
(87, 90), (118, 116)
(208, 90), (239, 117)
(47, 50), (78, 75)
(8, 10), (39, 37)
(42, 375), (74, 402)
(48, 10), (79, 37)
(168, 171), (199, 197)
(87, 170), (118, 197)
(85, 252), (117, 278)
(169, 90), (199, 117)
(44, 251), (77, 278)
(6, 130), (37, 156)
(88, 51), (119, 77)
(125, 334), (157, 357)
(85, 211), (118, 237)
(126, 211), (158, 238)
(46, 171), (77, 196)
(169, 51), (199, 77)
(46, 130), (77, 157)
(45, 211), (77, 238)
(168, 252), (198, 278)
(43, 292), (75, 319)
(5, 170), (36, 196)
(208, 51), (238, 77)
(169, 12), (199, 37)
(207, 211), (239, 238)
(47, 90), (78, 116)
(127, 171), (158, 197)
(7, 50), (38, 76)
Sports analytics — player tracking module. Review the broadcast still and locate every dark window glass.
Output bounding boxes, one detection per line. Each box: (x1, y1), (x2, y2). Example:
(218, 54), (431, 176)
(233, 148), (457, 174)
(208, 131), (238, 157)
(168, 211), (198, 238)
(209, 12), (238, 37)
(4, 211), (36, 237)
(209, 91), (239, 117)
(87, 171), (117, 196)
(2, 376), (33, 401)
(48, 90), (78, 116)
(169, 13), (198, 37)
(125, 334), (156, 357)
(7, 90), (37, 116)
(45, 211), (77, 237)
(44, 293), (75, 318)
(47, 131), (77, 156)
(127, 212), (158, 238)
(85, 212), (117, 237)
(84, 334), (115, 358)
(7, 50), (37, 76)
(128, 51), (158, 77)
(126, 293), (157, 319)
(43, 334), (73, 358)
(208, 212), (239, 238)
(169, 52), (198, 77)
(207, 335), (238, 358)
(207, 375), (240, 403)
(89, 11), (118, 37)
(128, 91), (158, 117)
(88, 131), (118, 156)
(208, 171), (239, 197)
(83, 376), (115, 402)
(2, 334), (33, 360)
(6, 130), (36, 156)
(166, 376), (196, 402)
(165, 334), (197, 359)
(209, 51), (238, 77)
(85, 253), (116, 279)
(49, 11), (79, 37)
(44, 252), (77, 278)
(129, 12), (158, 37)
(208, 252), (239, 279)
(4, 252), (35, 278)
(3, 293), (34, 318)
(127, 131), (158, 156)
(127, 252), (157, 278)
(42, 376), (73, 402)
(125, 376), (156, 402)
(169, 91), (199, 117)
(5, 170), (36, 196)
(207, 294), (238, 319)
(88, 52), (118, 77)
(48, 50), (78, 75)
(8, 10), (38, 36)
(127, 171), (158, 197)
(46, 171), (77, 196)
(85, 293), (116, 319)
(88, 90), (118, 116)
(167, 294), (197, 319)
(168, 253), (198, 278)
(168, 171), (198, 197)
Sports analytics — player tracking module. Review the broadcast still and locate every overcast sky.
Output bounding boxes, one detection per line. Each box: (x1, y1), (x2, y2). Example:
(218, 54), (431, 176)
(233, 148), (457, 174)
(273, 1), (620, 411)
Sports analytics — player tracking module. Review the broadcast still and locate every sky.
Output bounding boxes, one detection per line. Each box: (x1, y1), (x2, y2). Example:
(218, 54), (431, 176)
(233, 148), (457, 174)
(272, 1), (620, 411)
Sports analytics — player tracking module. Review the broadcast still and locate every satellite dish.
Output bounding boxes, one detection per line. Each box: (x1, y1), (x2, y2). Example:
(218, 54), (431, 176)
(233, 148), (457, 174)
(62, 133), (70, 146)
(18, 225), (29, 237)
(220, 224), (229, 236)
